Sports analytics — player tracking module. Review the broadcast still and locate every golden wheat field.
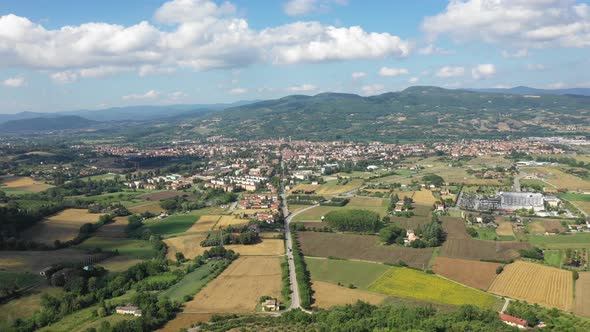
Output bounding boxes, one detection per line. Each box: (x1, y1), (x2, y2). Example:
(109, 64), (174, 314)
(213, 215), (249, 229)
(164, 234), (208, 260)
(186, 215), (221, 233)
(183, 256), (282, 313)
(224, 239), (285, 256)
(312, 280), (387, 309)
(412, 190), (437, 205)
(488, 261), (574, 311)
(0, 176), (53, 193)
(22, 209), (105, 245)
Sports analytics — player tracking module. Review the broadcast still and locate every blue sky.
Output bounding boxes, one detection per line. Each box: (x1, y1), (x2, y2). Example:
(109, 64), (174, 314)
(0, 0), (589, 113)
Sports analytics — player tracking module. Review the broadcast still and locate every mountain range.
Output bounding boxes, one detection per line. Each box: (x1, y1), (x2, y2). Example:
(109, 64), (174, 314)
(470, 86), (590, 96)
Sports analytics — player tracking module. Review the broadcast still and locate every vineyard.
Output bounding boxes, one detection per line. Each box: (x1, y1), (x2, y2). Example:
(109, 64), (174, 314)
(488, 261), (574, 311)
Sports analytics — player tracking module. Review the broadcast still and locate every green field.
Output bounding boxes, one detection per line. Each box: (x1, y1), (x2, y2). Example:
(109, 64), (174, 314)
(77, 237), (157, 259)
(0, 287), (64, 330)
(80, 173), (117, 182)
(559, 193), (590, 202)
(368, 267), (498, 308)
(543, 250), (563, 268)
(0, 271), (42, 289)
(292, 196), (389, 221)
(2, 188), (32, 195)
(470, 227), (515, 241)
(144, 214), (198, 235)
(158, 262), (217, 302)
(306, 257), (391, 290)
(528, 233), (590, 249)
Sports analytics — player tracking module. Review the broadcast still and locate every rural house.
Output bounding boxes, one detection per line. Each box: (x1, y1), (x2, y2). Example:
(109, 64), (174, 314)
(499, 313), (528, 329)
(115, 304), (143, 317)
(262, 299), (280, 311)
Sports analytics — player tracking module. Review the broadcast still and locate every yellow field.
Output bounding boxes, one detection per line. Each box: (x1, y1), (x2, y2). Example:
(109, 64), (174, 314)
(496, 222), (514, 237)
(412, 190), (437, 205)
(0, 176), (52, 193)
(574, 272), (590, 317)
(488, 261), (574, 311)
(522, 166), (590, 191)
(215, 215), (249, 228)
(290, 179), (363, 195)
(186, 215), (221, 233)
(129, 201), (164, 214)
(158, 313), (213, 332)
(225, 239), (284, 256)
(164, 234), (208, 260)
(312, 280), (386, 309)
(348, 196), (385, 207)
(22, 209), (105, 245)
(259, 232), (282, 239)
(183, 256), (282, 313)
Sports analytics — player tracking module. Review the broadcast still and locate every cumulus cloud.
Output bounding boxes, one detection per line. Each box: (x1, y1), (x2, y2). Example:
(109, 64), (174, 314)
(123, 90), (160, 100)
(0, 0), (411, 81)
(2, 76), (25, 87)
(408, 77), (419, 84)
(435, 66), (465, 78)
(283, 0), (347, 16)
(51, 71), (78, 84)
(378, 66), (408, 77)
(287, 83), (317, 92)
(228, 87), (247, 94)
(351, 71), (366, 79)
(418, 44), (454, 55)
(501, 49), (529, 58)
(423, 0), (590, 49)
(471, 63), (496, 79)
(169, 91), (187, 100)
(361, 84), (385, 96)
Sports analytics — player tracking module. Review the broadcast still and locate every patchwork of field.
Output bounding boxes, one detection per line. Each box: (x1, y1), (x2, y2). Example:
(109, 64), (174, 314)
(290, 179), (364, 195)
(522, 166), (590, 191)
(528, 233), (590, 249)
(76, 237), (157, 259)
(183, 256), (282, 313)
(186, 215), (221, 232)
(368, 267), (498, 308)
(94, 216), (127, 238)
(440, 217), (530, 261)
(574, 272), (590, 317)
(528, 219), (566, 235)
(0, 176), (53, 193)
(390, 204), (433, 229)
(488, 261), (574, 311)
(298, 232), (433, 269)
(312, 281), (387, 309)
(0, 249), (96, 272)
(21, 209), (105, 245)
(306, 257), (390, 289)
(432, 257), (501, 290)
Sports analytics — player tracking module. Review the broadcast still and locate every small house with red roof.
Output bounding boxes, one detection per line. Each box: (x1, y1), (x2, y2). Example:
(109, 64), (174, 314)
(499, 313), (528, 329)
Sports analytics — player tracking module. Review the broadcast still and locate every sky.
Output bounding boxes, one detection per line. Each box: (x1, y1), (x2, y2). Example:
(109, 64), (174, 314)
(0, 0), (589, 113)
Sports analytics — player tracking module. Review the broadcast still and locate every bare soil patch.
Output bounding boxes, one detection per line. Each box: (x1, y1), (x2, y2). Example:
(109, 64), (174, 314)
(312, 280), (386, 309)
(432, 257), (500, 290)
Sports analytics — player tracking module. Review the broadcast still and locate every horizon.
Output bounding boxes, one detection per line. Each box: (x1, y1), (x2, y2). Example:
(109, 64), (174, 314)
(1, 0), (590, 113)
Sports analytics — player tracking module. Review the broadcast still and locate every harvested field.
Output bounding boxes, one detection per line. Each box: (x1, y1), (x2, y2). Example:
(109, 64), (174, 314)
(0, 287), (63, 330)
(187, 215), (221, 233)
(22, 209), (105, 245)
(496, 221), (515, 237)
(94, 216), (127, 238)
(312, 280), (387, 309)
(259, 232), (282, 239)
(369, 267), (498, 308)
(129, 201), (164, 214)
(412, 190), (437, 205)
(306, 257), (390, 289)
(164, 234), (208, 260)
(522, 166), (590, 191)
(158, 313), (213, 332)
(432, 257), (500, 290)
(0, 176), (52, 193)
(489, 261), (574, 311)
(98, 256), (142, 272)
(225, 239), (284, 256)
(574, 272), (590, 317)
(184, 256), (282, 313)
(298, 232), (433, 269)
(215, 215), (249, 228)
(0, 249), (97, 272)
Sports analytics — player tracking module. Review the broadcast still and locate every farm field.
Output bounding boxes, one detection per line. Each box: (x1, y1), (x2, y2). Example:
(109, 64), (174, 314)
(528, 233), (590, 249)
(21, 209), (105, 245)
(187, 215), (221, 232)
(312, 281), (387, 309)
(158, 313), (214, 332)
(0, 176), (53, 193)
(0, 287), (63, 330)
(145, 214), (198, 236)
(574, 272), (590, 317)
(292, 196), (392, 221)
(164, 234), (207, 260)
(76, 237), (157, 259)
(544, 250), (563, 268)
(0, 271), (42, 290)
(225, 239), (285, 256)
(290, 178), (364, 195)
(98, 256), (142, 272)
(368, 267), (498, 309)
(412, 190), (437, 205)
(215, 214), (249, 228)
(559, 193), (590, 215)
(140, 191), (187, 201)
(291, 205), (339, 222)
(496, 221), (515, 237)
(0, 249), (96, 272)
(488, 261), (574, 311)
(391, 204), (434, 229)
(158, 262), (217, 302)
(94, 216), (127, 238)
(129, 201), (164, 214)
(183, 256), (282, 313)
(522, 166), (590, 191)
(306, 257), (390, 289)
(528, 219), (566, 235)
(298, 232), (434, 269)
(432, 257), (501, 290)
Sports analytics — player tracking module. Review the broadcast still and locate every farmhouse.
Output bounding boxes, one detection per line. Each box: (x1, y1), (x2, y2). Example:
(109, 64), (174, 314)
(115, 305), (143, 317)
(499, 313), (528, 329)
(262, 299), (280, 311)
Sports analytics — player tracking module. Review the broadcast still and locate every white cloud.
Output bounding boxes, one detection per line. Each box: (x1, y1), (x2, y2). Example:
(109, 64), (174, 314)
(493, 84), (513, 89)
(526, 63), (546, 71)
(51, 71), (78, 84)
(378, 67), (408, 77)
(0, 1), (411, 79)
(351, 71), (367, 79)
(228, 87), (247, 94)
(287, 83), (317, 92)
(418, 44), (454, 55)
(283, 0), (347, 16)
(547, 82), (565, 89)
(471, 63), (496, 80)
(423, 0), (590, 49)
(501, 49), (529, 58)
(122, 90), (160, 100)
(2, 76), (25, 88)
(169, 91), (187, 100)
(435, 66), (465, 78)
(408, 77), (419, 84)
(361, 84), (384, 96)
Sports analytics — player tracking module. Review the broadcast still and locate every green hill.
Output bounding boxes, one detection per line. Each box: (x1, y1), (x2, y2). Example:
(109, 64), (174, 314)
(0, 115), (97, 132)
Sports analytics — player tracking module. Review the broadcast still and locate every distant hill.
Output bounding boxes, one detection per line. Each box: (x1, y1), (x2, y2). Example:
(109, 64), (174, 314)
(471, 86), (590, 96)
(0, 115), (98, 132)
(201, 86), (590, 142)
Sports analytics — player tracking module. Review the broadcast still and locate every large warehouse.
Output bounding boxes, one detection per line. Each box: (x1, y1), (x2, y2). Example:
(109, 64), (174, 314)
(499, 192), (545, 211)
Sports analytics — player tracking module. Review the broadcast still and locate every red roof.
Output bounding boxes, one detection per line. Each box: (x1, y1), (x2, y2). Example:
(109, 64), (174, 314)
(499, 313), (528, 327)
